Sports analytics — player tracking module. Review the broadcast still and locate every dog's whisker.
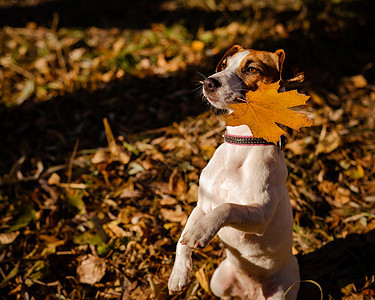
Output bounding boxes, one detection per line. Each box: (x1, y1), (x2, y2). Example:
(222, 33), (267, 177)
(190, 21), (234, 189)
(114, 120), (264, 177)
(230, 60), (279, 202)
(231, 81), (243, 88)
(197, 71), (208, 80)
(193, 85), (203, 92)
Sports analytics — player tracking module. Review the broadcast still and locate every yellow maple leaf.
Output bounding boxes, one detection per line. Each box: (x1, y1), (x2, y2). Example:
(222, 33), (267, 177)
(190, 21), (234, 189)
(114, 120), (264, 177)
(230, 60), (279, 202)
(226, 81), (314, 144)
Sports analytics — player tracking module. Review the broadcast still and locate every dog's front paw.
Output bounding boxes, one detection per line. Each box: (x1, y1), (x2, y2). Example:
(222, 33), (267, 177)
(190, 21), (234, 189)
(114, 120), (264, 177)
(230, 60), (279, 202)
(181, 220), (217, 248)
(168, 259), (192, 294)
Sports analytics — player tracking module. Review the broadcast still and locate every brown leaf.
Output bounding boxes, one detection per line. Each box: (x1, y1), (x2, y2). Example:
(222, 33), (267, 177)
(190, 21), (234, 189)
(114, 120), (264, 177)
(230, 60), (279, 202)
(316, 131), (341, 154)
(119, 189), (142, 199)
(334, 187), (351, 206)
(91, 148), (111, 164)
(286, 139), (307, 155)
(0, 232), (19, 245)
(194, 265), (210, 293)
(160, 208), (187, 226)
(350, 74), (367, 88)
(187, 184), (199, 203)
(47, 172), (61, 185)
(77, 254), (106, 285)
(159, 196), (177, 206)
(103, 118), (130, 164)
(150, 181), (172, 196)
(106, 222), (131, 238)
(169, 168), (186, 195)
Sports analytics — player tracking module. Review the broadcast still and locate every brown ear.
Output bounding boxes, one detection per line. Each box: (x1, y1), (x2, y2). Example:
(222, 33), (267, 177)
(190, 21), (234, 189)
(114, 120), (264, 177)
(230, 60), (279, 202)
(215, 45), (243, 72)
(275, 49), (285, 74)
(279, 72), (305, 89)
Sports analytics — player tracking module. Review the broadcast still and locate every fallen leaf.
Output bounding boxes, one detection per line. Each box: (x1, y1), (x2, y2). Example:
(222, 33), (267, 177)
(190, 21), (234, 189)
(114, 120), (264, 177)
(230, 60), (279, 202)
(334, 187), (351, 206)
(285, 139), (307, 155)
(187, 184), (199, 203)
(8, 204), (36, 232)
(192, 40), (204, 51)
(39, 235), (66, 256)
(106, 222), (131, 238)
(103, 118), (130, 164)
(47, 172), (61, 185)
(169, 168), (187, 195)
(0, 263), (19, 288)
(69, 48), (86, 62)
(91, 149), (111, 164)
(160, 208), (187, 225)
(350, 74), (367, 88)
(194, 265), (210, 293)
(226, 81), (313, 144)
(15, 79), (35, 105)
(159, 195), (177, 206)
(316, 131), (341, 154)
(128, 162), (145, 175)
(65, 190), (86, 215)
(362, 289), (375, 296)
(0, 232), (19, 245)
(77, 254), (106, 285)
(118, 189), (142, 199)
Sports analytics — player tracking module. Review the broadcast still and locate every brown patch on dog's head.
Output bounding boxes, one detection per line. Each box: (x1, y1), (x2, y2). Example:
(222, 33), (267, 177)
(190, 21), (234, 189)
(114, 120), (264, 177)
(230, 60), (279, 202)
(235, 49), (286, 91)
(204, 46), (295, 109)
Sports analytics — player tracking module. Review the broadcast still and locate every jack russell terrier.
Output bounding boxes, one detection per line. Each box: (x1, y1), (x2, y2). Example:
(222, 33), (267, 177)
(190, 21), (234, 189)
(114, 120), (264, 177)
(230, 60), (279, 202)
(168, 45), (300, 300)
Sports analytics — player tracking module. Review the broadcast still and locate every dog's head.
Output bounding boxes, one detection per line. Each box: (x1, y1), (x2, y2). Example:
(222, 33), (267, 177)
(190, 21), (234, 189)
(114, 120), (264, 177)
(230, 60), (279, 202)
(203, 45), (286, 109)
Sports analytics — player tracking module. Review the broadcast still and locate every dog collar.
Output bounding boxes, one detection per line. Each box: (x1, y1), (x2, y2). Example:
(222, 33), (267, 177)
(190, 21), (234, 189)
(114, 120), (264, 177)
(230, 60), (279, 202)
(224, 133), (285, 149)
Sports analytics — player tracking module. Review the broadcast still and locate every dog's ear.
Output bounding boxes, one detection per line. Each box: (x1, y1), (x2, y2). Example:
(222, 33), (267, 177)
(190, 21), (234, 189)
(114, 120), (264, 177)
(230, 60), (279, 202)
(274, 49), (285, 74)
(216, 45), (243, 72)
(275, 49), (305, 89)
(280, 72), (305, 89)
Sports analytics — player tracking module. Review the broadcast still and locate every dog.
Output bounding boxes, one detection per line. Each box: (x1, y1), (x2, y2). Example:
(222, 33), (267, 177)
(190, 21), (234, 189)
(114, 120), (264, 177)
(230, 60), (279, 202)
(168, 45), (300, 300)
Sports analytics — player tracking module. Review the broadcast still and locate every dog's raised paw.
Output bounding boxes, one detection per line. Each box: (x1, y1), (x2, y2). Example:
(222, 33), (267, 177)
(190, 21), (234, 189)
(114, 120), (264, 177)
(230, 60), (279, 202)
(182, 221), (216, 249)
(168, 264), (190, 293)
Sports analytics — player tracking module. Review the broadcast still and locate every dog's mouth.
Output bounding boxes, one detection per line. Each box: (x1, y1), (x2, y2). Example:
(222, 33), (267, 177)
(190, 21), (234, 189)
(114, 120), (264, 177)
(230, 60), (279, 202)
(202, 77), (249, 109)
(204, 92), (248, 110)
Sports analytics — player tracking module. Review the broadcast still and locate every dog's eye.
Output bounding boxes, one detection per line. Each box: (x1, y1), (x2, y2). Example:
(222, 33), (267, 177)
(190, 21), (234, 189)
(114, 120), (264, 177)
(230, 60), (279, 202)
(221, 60), (227, 70)
(244, 66), (258, 74)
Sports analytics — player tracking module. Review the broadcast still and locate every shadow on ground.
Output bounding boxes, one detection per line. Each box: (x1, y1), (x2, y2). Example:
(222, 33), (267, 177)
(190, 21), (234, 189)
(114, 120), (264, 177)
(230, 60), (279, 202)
(0, 0), (226, 30)
(298, 230), (375, 299)
(0, 68), (207, 174)
(253, 0), (375, 90)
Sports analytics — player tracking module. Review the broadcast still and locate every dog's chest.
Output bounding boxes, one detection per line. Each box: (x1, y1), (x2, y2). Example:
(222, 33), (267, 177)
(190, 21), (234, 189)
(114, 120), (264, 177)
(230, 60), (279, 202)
(198, 144), (260, 210)
(198, 143), (285, 213)
(198, 146), (229, 210)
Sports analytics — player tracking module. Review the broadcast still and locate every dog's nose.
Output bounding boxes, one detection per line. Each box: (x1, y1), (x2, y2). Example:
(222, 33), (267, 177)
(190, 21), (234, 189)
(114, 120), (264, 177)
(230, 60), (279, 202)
(204, 78), (221, 92)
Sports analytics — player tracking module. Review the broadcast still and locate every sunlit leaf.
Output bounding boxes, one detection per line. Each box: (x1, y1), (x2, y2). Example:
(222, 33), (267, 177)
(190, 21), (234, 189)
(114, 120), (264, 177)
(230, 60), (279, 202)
(0, 231), (19, 244)
(226, 81), (314, 144)
(77, 255), (106, 285)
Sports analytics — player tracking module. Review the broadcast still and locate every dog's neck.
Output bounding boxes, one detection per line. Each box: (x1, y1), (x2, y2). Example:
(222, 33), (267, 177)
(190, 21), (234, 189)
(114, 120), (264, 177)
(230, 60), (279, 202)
(226, 125), (253, 137)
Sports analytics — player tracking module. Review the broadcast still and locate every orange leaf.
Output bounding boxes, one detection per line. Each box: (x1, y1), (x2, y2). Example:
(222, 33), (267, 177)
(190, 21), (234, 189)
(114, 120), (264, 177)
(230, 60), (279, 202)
(226, 81), (314, 144)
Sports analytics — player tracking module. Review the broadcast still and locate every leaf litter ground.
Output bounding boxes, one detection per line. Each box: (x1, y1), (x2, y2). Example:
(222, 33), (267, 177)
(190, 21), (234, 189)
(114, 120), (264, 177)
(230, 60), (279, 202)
(0, 0), (374, 299)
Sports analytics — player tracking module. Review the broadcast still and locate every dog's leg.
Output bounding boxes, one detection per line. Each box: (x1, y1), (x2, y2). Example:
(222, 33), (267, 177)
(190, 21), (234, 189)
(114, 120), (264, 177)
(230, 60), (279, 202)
(210, 258), (245, 299)
(182, 201), (278, 248)
(168, 206), (205, 293)
(262, 256), (300, 300)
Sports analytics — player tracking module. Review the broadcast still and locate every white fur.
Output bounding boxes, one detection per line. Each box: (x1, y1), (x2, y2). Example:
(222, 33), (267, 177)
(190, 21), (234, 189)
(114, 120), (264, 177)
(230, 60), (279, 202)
(168, 51), (300, 299)
(203, 51), (250, 109)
